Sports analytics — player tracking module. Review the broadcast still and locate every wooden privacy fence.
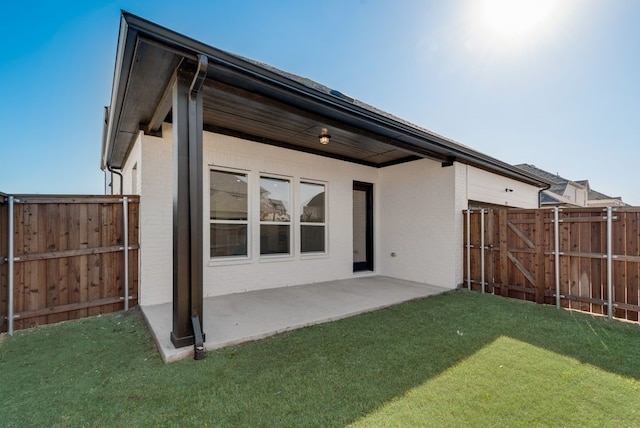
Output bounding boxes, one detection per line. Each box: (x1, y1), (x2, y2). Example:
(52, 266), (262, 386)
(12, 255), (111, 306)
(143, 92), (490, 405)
(463, 207), (640, 323)
(0, 194), (139, 333)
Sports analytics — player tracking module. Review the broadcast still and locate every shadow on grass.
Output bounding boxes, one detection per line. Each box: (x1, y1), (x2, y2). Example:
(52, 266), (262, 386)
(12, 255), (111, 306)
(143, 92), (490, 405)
(1, 290), (640, 426)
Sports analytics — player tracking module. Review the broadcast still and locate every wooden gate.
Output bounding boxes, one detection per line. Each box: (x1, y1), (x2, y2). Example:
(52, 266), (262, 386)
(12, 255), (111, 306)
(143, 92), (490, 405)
(464, 207), (640, 322)
(1, 194), (140, 332)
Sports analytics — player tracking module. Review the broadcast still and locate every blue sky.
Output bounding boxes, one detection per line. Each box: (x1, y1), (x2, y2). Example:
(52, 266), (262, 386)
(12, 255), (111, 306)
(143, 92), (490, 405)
(1, 0), (638, 204)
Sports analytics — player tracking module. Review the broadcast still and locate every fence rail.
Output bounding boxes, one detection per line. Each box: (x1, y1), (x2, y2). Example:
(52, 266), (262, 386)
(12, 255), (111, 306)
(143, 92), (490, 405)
(1, 194), (139, 333)
(463, 207), (640, 323)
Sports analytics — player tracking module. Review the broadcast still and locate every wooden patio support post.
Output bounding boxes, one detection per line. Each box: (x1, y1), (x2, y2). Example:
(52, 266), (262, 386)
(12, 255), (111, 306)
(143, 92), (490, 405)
(534, 210), (545, 304)
(170, 56), (207, 348)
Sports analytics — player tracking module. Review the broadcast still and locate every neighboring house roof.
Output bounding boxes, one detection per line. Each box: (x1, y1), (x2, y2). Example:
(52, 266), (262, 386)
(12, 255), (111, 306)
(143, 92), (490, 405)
(514, 164), (626, 207)
(306, 192), (325, 208)
(210, 192), (247, 220)
(101, 12), (549, 188)
(588, 188), (618, 201)
(515, 164), (565, 185)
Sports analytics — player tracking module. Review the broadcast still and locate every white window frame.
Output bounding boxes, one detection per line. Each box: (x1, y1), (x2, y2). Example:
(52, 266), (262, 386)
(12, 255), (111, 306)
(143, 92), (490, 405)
(259, 174), (293, 258)
(300, 179), (328, 256)
(209, 167), (251, 261)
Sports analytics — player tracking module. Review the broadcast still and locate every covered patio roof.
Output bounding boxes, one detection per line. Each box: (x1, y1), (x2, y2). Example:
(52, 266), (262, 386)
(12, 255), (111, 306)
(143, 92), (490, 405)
(101, 12), (548, 188)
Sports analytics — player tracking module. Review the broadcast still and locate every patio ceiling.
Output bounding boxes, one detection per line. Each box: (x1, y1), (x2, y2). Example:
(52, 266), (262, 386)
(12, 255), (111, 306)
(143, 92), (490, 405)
(199, 81), (420, 167)
(102, 12), (549, 188)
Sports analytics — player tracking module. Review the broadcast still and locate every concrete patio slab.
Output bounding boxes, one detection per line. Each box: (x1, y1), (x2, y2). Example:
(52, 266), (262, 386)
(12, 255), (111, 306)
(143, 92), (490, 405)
(141, 276), (449, 363)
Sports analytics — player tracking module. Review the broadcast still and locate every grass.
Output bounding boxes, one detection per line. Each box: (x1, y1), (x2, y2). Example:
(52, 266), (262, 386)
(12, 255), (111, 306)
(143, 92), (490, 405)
(1, 290), (640, 427)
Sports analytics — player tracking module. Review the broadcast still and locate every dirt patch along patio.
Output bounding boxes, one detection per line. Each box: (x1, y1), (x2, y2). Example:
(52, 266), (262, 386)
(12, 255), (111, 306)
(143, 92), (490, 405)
(141, 276), (449, 362)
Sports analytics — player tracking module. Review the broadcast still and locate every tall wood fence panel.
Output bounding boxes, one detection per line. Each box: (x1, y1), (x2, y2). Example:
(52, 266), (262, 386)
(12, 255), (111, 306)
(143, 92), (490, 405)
(1, 195), (139, 333)
(463, 207), (640, 323)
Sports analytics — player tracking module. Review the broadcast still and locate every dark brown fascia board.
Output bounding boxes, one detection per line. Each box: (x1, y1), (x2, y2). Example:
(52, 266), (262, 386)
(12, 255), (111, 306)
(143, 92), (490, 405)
(105, 12), (550, 188)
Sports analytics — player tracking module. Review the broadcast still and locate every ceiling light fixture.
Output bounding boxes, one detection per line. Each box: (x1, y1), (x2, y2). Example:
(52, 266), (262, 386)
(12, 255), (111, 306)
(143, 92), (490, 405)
(319, 128), (331, 145)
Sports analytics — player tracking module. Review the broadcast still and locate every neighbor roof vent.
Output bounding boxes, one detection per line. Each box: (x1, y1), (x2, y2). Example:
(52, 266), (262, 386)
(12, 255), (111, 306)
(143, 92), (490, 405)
(329, 89), (355, 103)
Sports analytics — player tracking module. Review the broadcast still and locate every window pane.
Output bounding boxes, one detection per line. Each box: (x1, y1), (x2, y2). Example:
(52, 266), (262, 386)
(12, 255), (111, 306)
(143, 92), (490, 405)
(210, 170), (248, 221)
(353, 189), (367, 263)
(301, 225), (325, 253)
(260, 224), (290, 255)
(260, 177), (291, 222)
(210, 224), (247, 257)
(300, 183), (325, 223)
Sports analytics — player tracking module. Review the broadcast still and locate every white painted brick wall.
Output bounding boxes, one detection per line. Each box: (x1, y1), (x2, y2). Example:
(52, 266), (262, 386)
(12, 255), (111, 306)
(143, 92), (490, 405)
(123, 123), (542, 305)
(454, 162), (469, 287)
(121, 126), (174, 306)
(378, 159), (459, 288)
(466, 165), (539, 208)
(202, 131), (379, 297)
(121, 132), (142, 196)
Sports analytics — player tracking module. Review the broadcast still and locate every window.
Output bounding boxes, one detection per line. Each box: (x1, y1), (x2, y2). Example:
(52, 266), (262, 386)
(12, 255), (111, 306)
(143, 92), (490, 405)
(210, 170), (248, 258)
(260, 176), (291, 255)
(210, 171), (326, 258)
(300, 182), (326, 253)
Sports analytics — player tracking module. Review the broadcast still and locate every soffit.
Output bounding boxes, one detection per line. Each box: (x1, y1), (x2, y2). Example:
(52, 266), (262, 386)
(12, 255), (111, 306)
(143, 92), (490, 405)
(107, 39), (181, 168)
(200, 80), (420, 167)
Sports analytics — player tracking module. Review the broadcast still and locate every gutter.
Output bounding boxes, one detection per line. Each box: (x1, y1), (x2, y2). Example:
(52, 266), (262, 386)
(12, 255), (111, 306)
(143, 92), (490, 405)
(101, 105), (124, 195)
(107, 165), (124, 195)
(538, 183), (552, 208)
(100, 106), (110, 170)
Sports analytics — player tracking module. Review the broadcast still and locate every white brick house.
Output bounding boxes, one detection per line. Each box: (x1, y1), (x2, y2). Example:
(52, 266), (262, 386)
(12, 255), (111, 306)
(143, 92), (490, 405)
(101, 13), (548, 348)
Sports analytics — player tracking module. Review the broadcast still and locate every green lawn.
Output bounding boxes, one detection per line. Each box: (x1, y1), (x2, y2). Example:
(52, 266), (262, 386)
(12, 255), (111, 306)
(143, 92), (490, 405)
(1, 290), (640, 427)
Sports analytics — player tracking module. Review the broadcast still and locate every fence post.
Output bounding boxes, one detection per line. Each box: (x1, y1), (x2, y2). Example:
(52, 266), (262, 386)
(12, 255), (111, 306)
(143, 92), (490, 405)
(123, 197), (129, 311)
(499, 209), (509, 297)
(466, 209), (471, 291)
(480, 209), (485, 294)
(486, 209), (495, 293)
(534, 210), (545, 304)
(606, 207), (613, 319)
(7, 196), (14, 335)
(554, 207), (560, 309)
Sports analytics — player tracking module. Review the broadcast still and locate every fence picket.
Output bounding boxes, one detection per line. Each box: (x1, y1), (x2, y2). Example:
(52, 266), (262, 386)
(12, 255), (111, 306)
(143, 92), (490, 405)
(464, 207), (640, 323)
(1, 195), (139, 333)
